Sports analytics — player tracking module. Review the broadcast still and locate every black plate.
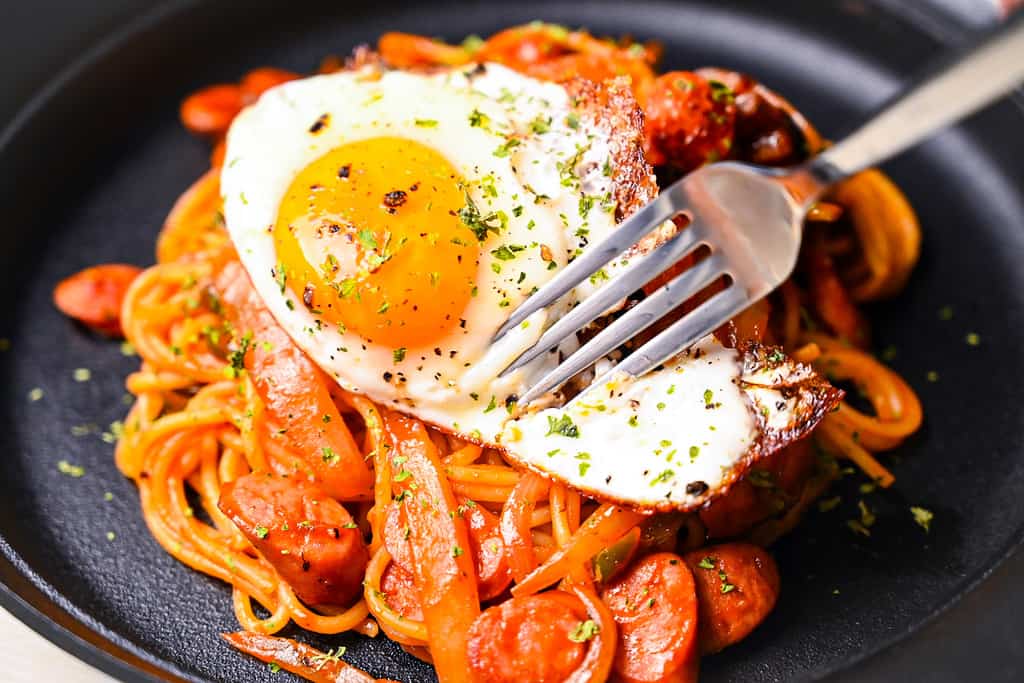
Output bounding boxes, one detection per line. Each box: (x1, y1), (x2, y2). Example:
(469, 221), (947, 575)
(1, 1), (1023, 681)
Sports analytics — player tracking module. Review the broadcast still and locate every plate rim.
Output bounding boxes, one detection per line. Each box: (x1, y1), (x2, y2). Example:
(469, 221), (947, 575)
(0, 1), (1020, 681)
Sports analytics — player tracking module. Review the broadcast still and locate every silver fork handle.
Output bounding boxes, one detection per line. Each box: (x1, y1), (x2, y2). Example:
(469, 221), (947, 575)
(813, 12), (1024, 181)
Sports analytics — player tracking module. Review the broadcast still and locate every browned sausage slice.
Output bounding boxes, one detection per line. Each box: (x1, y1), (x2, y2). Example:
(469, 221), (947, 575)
(465, 592), (588, 683)
(683, 543), (780, 654)
(53, 264), (142, 337)
(219, 472), (368, 607)
(602, 552), (699, 683)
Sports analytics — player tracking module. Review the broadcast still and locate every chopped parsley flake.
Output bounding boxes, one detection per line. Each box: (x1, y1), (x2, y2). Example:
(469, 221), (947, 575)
(697, 557), (715, 570)
(224, 332), (252, 379)
(858, 499), (876, 527)
(414, 118), (438, 127)
(254, 526), (269, 539)
(847, 519), (871, 537)
(459, 190), (506, 241)
(579, 194), (595, 217)
(818, 496), (841, 512)
(491, 244), (525, 260)
(57, 460), (85, 478)
(546, 414), (580, 438)
(493, 138), (521, 157)
(650, 469), (675, 486)
(468, 109), (490, 128)
(274, 263), (288, 294)
(394, 469), (412, 482)
(910, 506), (933, 532)
(483, 395), (498, 413)
(462, 34), (484, 52)
(357, 228), (378, 251)
(311, 647), (347, 671)
(393, 347), (406, 363)
(451, 545), (464, 558)
(709, 80), (735, 103)
(747, 469), (775, 488)
(578, 462), (591, 476)
(568, 619), (600, 642)
(322, 446), (339, 464)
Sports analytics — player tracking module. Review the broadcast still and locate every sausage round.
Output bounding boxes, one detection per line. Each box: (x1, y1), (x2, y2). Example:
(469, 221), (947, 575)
(466, 592), (588, 683)
(219, 472), (368, 607)
(683, 543), (780, 654)
(602, 552), (699, 683)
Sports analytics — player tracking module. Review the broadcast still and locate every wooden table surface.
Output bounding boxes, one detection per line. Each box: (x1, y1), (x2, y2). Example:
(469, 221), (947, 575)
(0, 607), (113, 682)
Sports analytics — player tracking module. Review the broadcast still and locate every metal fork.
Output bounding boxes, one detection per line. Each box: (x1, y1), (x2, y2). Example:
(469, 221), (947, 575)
(497, 13), (1024, 405)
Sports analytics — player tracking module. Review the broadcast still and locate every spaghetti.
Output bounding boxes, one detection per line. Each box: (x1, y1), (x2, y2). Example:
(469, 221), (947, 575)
(53, 22), (924, 683)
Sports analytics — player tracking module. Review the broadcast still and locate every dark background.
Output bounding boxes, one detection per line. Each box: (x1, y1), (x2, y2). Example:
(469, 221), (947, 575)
(0, 1), (1021, 681)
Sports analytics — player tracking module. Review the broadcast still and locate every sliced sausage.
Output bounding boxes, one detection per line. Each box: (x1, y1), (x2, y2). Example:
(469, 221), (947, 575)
(239, 67), (299, 104)
(222, 631), (389, 683)
(602, 552), (699, 683)
(380, 563), (423, 622)
(180, 83), (244, 137)
(53, 264), (142, 337)
(219, 472), (368, 607)
(466, 592), (588, 683)
(640, 71), (736, 173)
(683, 543), (780, 654)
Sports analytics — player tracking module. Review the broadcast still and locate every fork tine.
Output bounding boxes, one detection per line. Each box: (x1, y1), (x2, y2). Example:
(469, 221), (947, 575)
(500, 223), (706, 376)
(590, 284), (752, 390)
(493, 188), (683, 340)
(516, 252), (728, 404)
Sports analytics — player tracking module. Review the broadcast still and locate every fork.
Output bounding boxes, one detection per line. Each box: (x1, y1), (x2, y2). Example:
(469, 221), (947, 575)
(497, 12), (1024, 405)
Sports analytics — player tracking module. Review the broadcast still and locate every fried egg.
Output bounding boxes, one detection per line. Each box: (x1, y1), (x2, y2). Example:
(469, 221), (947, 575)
(222, 63), (839, 510)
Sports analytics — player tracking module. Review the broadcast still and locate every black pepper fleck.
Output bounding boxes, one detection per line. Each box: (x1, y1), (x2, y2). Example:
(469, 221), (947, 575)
(309, 113), (330, 134)
(383, 189), (408, 209)
(685, 480), (709, 495)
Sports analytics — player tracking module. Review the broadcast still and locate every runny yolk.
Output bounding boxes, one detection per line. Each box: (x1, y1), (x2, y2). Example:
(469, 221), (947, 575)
(274, 137), (478, 349)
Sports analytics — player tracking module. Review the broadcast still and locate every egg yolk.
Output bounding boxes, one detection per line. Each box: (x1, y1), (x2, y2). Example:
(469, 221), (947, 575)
(274, 137), (478, 349)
